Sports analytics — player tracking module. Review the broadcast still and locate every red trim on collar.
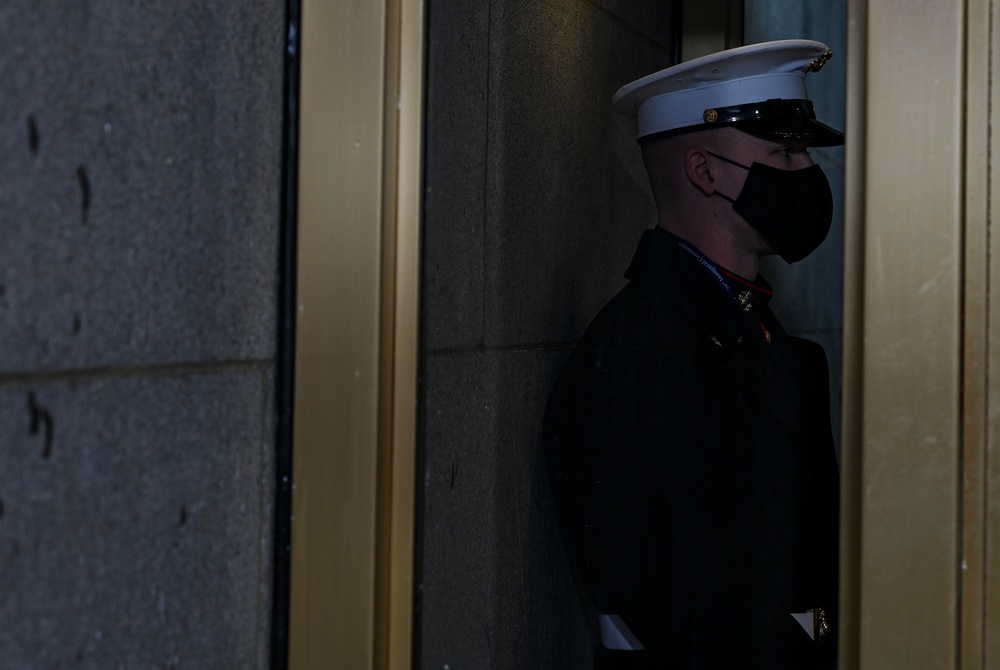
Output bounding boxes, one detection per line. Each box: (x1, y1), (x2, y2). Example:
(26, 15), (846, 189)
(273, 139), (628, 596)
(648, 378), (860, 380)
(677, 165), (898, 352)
(719, 268), (774, 297)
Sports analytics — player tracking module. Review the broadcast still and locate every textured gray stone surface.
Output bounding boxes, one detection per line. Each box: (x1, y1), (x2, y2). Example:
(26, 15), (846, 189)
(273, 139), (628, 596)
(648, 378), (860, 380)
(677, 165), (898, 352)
(419, 0), (676, 666)
(0, 1), (285, 373)
(590, 0), (675, 48)
(420, 351), (500, 667)
(0, 2), (284, 667)
(422, 0), (675, 354)
(422, 0), (491, 352)
(482, 0), (669, 348)
(487, 347), (592, 669)
(0, 370), (275, 669)
(420, 348), (590, 669)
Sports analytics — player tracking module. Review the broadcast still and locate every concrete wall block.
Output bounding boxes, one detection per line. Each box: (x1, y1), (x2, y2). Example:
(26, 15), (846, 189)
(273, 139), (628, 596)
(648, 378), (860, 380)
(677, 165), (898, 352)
(488, 346), (592, 668)
(420, 347), (591, 668)
(422, 0), (491, 352)
(420, 350), (500, 667)
(482, 0), (668, 348)
(0, 0), (285, 374)
(0, 369), (275, 669)
(590, 0), (675, 48)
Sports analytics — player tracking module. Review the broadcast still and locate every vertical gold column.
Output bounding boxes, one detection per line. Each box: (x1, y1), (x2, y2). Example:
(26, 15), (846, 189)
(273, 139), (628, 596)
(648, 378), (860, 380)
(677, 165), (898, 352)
(839, 0), (867, 663)
(961, 1), (991, 668)
(291, 0), (385, 665)
(375, 0), (423, 666)
(985, 5), (1000, 665)
(845, 0), (965, 667)
(290, 0), (422, 666)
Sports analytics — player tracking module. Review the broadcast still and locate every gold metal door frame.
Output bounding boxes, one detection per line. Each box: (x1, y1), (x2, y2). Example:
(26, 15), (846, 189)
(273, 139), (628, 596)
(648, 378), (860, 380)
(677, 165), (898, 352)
(288, 0), (423, 667)
(842, 0), (997, 666)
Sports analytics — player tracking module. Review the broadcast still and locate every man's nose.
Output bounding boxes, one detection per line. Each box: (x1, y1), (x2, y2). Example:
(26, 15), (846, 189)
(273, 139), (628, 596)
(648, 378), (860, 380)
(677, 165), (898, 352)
(795, 153), (816, 169)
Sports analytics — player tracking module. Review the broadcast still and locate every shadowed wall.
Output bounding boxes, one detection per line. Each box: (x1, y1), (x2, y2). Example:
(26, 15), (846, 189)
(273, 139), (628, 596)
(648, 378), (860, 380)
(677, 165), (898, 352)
(418, 0), (675, 666)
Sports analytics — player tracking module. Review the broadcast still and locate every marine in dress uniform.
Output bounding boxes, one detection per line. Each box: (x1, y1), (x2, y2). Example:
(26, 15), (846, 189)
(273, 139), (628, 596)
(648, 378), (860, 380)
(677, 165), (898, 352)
(544, 41), (843, 669)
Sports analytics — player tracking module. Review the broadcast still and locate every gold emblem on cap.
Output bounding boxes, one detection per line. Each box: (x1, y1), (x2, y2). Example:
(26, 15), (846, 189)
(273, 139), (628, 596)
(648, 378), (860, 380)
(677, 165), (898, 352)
(807, 50), (833, 73)
(703, 109), (719, 123)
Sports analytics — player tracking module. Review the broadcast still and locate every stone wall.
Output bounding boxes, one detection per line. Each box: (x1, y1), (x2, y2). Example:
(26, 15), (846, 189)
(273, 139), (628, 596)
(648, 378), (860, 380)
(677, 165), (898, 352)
(0, 2), (286, 667)
(419, 0), (675, 666)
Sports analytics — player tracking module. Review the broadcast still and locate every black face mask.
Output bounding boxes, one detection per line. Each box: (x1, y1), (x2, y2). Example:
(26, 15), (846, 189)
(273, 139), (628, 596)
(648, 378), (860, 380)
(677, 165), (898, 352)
(708, 151), (833, 263)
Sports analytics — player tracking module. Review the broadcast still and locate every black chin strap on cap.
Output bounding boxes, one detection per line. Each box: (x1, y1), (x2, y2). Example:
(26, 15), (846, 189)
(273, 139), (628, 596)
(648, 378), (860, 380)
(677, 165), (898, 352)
(702, 98), (816, 127)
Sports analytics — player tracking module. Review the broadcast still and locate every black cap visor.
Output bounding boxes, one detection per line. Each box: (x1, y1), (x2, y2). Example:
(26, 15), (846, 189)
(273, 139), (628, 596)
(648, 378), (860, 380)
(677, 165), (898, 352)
(706, 98), (844, 147)
(734, 117), (844, 147)
(639, 98), (844, 147)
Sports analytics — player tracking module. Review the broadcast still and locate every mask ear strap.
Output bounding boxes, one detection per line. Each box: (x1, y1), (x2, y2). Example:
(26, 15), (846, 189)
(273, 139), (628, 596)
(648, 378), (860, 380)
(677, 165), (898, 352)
(704, 151), (744, 204)
(706, 150), (751, 171)
(714, 190), (737, 205)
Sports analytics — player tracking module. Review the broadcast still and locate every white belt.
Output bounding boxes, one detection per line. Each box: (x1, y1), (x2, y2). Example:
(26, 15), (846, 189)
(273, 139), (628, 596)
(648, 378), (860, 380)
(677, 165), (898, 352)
(792, 608), (830, 641)
(598, 614), (645, 650)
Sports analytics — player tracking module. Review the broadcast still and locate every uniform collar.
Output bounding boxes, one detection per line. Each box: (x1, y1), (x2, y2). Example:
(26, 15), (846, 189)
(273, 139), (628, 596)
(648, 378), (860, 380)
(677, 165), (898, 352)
(625, 226), (784, 344)
(718, 267), (773, 324)
(624, 227), (805, 439)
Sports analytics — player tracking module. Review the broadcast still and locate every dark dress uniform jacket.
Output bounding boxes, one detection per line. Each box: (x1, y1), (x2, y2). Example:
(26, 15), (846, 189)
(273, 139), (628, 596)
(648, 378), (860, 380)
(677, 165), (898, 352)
(544, 227), (839, 669)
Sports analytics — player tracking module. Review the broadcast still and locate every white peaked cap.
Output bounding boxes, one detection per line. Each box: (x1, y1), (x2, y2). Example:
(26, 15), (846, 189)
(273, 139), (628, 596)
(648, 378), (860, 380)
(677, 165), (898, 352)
(612, 39), (844, 146)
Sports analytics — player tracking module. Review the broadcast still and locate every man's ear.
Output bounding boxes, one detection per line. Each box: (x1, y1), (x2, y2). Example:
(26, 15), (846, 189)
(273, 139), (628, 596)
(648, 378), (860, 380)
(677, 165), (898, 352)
(685, 148), (716, 196)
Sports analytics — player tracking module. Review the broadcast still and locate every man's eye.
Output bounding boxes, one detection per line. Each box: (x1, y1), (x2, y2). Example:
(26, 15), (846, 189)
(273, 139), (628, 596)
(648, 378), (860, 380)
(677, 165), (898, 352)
(777, 148), (809, 158)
